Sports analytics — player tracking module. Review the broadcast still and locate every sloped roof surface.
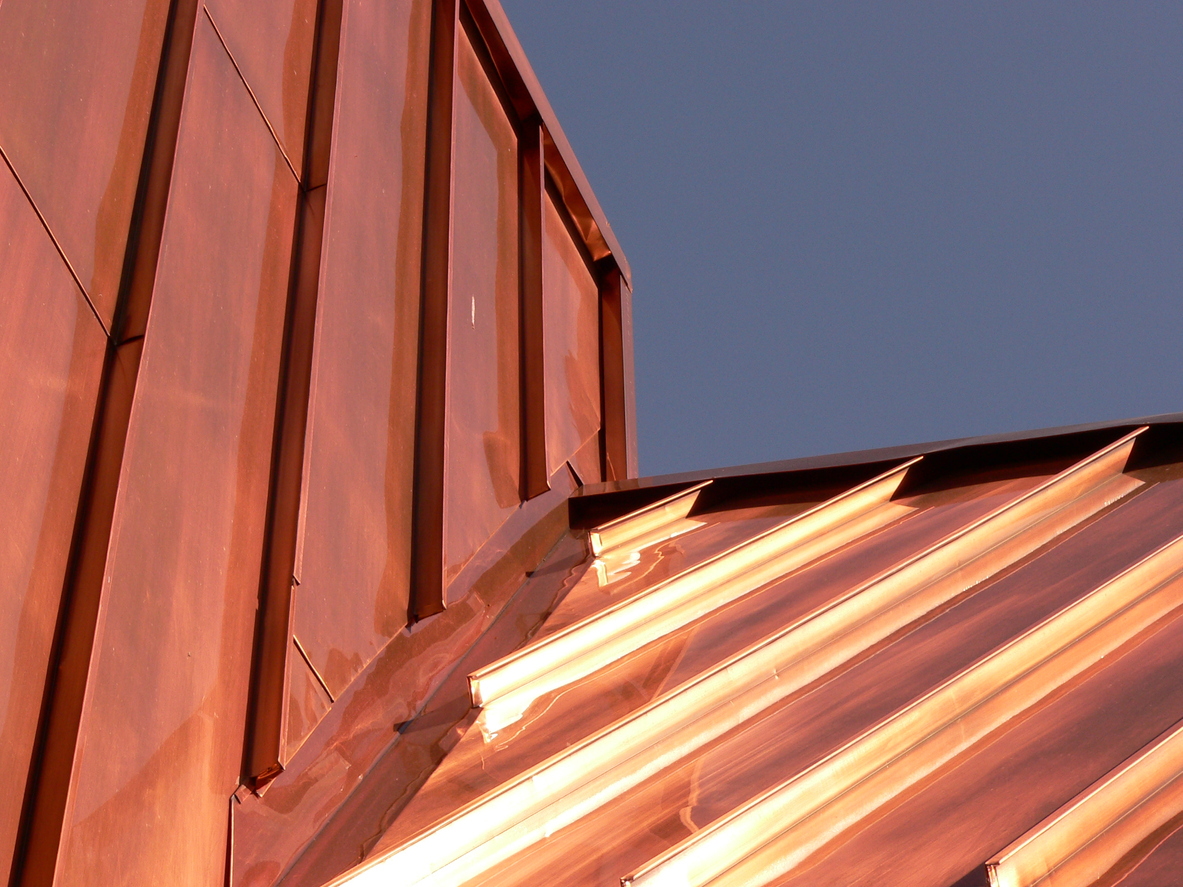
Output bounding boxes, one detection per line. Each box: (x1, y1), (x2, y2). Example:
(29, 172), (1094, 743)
(331, 423), (1183, 887)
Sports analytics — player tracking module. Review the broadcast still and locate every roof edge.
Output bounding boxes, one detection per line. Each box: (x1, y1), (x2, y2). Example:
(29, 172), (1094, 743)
(576, 412), (1183, 497)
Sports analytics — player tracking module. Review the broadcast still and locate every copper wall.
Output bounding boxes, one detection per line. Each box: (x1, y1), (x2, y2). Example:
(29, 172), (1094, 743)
(0, 0), (634, 884)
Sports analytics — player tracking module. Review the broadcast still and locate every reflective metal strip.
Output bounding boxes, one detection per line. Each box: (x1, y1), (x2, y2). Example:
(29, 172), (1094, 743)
(470, 456), (922, 717)
(588, 480), (713, 557)
(626, 529), (1183, 887)
(329, 432), (1144, 887)
(987, 720), (1183, 887)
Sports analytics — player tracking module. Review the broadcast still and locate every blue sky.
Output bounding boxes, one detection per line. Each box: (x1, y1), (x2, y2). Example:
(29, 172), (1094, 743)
(501, 2), (1183, 476)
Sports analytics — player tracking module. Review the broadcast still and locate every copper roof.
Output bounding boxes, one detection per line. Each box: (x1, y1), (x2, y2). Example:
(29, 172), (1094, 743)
(324, 423), (1183, 887)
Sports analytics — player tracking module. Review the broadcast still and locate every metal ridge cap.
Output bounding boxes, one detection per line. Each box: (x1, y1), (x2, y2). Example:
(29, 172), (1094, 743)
(575, 412), (1183, 498)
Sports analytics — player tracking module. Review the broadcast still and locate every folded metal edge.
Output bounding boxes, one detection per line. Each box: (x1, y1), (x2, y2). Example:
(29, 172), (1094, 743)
(588, 479), (712, 557)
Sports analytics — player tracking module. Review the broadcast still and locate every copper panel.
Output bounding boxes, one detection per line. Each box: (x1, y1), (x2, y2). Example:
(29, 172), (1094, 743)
(657, 475), (1064, 689)
(289, 0), (432, 705)
(1108, 818), (1183, 887)
(539, 497), (817, 637)
(533, 472), (1048, 721)
(281, 520), (583, 887)
(0, 0), (171, 325)
(253, 187), (326, 779)
(627, 536), (1183, 885)
(985, 718), (1183, 887)
(442, 25), (521, 588)
(249, 0), (345, 778)
(463, 596), (1183, 887)
(16, 332), (147, 887)
(569, 429), (603, 486)
(115, 0), (203, 343)
(371, 472), (1046, 853)
(588, 481), (711, 557)
(0, 163), (106, 883)
(543, 189), (601, 478)
(53, 18), (297, 886)
(202, 0), (318, 175)
(392, 473), (1183, 887)
(469, 459), (919, 720)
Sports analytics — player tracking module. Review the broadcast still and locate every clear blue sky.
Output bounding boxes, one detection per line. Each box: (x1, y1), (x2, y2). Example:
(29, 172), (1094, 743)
(500, 2), (1183, 477)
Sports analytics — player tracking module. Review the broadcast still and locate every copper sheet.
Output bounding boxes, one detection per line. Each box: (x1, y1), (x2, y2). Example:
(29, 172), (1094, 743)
(1103, 817), (1183, 887)
(469, 459), (921, 722)
(285, 640), (334, 749)
(53, 19), (297, 885)
(986, 717), (1183, 887)
(443, 24), (521, 587)
(255, 187), (327, 771)
(290, 0), (431, 705)
(423, 474), (1183, 887)
(628, 525), (1183, 885)
(588, 481), (711, 557)
(372, 469), (1065, 854)
(0, 0), (170, 325)
(768, 600), (1183, 887)
(543, 189), (601, 477)
(569, 427), (603, 486)
(0, 162), (106, 883)
(203, 0), (318, 174)
(657, 470), (1059, 689)
(537, 496), (817, 636)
